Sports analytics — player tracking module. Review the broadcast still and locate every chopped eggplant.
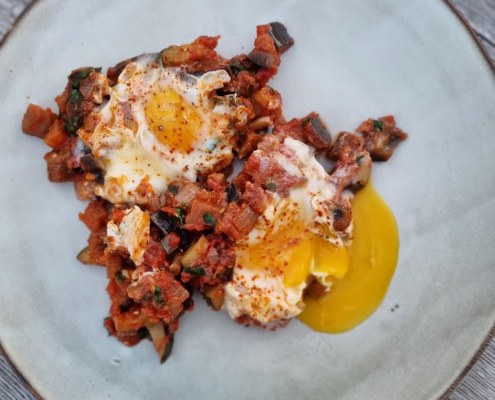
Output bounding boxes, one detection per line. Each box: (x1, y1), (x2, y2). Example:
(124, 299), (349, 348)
(147, 323), (174, 363)
(247, 116), (273, 131)
(225, 183), (240, 203)
(79, 155), (102, 173)
(247, 51), (278, 69)
(150, 211), (177, 235)
(332, 202), (352, 232)
(160, 234), (179, 254)
(348, 152), (372, 190)
(181, 235), (209, 268)
(161, 46), (190, 67)
(303, 114), (332, 148)
(269, 22), (294, 54)
(77, 246), (92, 264)
(203, 285), (225, 311)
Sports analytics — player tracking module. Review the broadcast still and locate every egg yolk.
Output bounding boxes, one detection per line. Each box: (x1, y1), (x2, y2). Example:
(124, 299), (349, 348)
(146, 87), (203, 152)
(298, 183), (399, 333)
(236, 218), (350, 290)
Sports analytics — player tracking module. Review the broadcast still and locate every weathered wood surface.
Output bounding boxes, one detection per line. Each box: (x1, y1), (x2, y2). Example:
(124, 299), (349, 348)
(0, 0), (493, 399)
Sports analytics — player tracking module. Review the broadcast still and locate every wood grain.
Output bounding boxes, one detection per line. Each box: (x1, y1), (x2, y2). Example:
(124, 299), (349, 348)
(0, 1), (494, 399)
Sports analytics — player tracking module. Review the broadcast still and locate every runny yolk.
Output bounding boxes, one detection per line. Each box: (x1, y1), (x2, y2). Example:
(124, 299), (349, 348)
(298, 183), (399, 333)
(145, 87), (202, 152)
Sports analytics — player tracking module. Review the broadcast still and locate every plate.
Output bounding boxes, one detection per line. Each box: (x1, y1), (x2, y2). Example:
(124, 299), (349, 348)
(1, 1), (494, 399)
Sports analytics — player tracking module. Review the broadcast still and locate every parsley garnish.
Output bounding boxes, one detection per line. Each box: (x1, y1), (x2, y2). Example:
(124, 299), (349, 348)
(230, 60), (247, 75)
(69, 88), (83, 103)
(154, 285), (166, 308)
(266, 181), (277, 191)
(183, 266), (206, 276)
(202, 212), (216, 227)
(372, 119), (384, 131)
(356, 155), (365, 165)
(69, 67), (101, 88)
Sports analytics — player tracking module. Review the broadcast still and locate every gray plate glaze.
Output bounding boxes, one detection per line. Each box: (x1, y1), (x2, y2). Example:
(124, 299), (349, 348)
(0, 1), (494, 399)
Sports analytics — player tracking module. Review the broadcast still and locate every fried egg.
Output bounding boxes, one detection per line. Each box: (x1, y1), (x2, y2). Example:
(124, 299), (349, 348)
(79, 55), (248, 204)
(222, 138), (399, 331)
(107, 205), (150, 265)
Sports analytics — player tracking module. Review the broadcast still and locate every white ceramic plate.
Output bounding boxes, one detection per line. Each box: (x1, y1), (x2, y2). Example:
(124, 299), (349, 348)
(1, 1), (494, 399)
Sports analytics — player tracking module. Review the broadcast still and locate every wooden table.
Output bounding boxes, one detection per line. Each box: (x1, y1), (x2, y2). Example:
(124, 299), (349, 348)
(0, 1), (494, 399)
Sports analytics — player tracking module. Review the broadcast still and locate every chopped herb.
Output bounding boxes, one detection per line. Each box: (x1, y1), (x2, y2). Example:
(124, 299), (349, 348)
(217, 269), (233, 281)
(64, 117), (82, 136)
(356, 155), (365, 165)
(372, 119), (384, 131)
(115, 270), (126, 282)
(176, 207), (186, 226)
(154, 285), (166, 308)
(69, 88), (83, 103)
(168, 184), (179, 195)
(69, 67), (101, 88)
(183, 266), (206, 276)
(229, 60), (247, 75)
(202, 212), (216, 227)
(266, 180), (277, 191)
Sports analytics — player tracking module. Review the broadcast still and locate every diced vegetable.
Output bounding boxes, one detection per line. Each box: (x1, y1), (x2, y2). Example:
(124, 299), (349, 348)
(268, 22), (294, 54)
(247, 116), (273, 131)
(21, 104), (57, 138)
(303, 114), (332, 149)
(151, 211), (177, 235)
(203, 285), (225, 310)
(77, 247), (91, 264)
(174, 183), (201, 206)
(44, 119), (69, 150)
(181, 235), (209, 268)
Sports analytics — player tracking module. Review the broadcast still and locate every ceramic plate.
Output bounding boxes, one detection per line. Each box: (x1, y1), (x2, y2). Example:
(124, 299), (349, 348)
(1, 1), (494, 399)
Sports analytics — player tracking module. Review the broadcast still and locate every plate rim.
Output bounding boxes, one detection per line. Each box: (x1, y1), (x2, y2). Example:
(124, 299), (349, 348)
(0, 1), (493, 399)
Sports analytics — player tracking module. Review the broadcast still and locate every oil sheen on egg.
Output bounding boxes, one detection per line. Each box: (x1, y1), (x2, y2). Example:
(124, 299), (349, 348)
(298, 183), (399, 333)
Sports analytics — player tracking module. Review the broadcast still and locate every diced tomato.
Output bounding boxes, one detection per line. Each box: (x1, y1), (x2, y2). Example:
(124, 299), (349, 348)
(185, 190), (227, 231)
(106, 255), (123, 280)
(127, 271), (189, 323)
(44, 119), (69, 149)
(142, 239), (169, 270)
(79, 200), (109, 233)
(43, 138), (77, 183)
(87, 233), (107, 266)
(22, 104), (57, 138)
(216, 203), (258, 240)
(242, 182), (270, 214)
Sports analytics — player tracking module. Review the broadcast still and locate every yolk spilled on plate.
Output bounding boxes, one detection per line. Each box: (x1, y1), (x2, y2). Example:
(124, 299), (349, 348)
(298, 183), (399, 333)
